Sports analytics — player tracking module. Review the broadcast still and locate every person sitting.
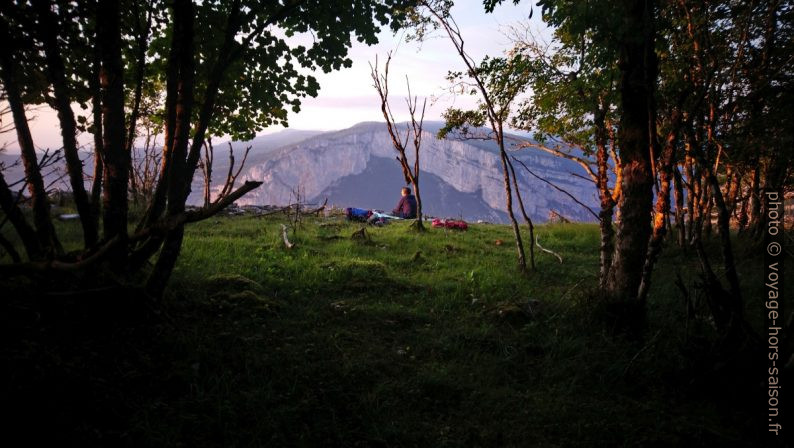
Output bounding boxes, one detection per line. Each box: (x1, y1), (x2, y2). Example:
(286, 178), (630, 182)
(392, 187), (417, 219)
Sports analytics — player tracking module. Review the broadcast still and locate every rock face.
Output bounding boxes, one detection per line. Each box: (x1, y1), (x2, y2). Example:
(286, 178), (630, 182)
(234, 121), (599, 223)
(0, 122), (600, 223)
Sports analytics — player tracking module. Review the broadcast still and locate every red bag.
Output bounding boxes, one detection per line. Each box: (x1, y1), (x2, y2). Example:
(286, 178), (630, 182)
(431, 218), (468, 230)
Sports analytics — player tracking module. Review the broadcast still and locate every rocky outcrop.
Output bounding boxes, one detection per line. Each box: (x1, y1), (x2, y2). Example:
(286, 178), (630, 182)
(0, 122), (599, 222)
(234, 121), (599, 223)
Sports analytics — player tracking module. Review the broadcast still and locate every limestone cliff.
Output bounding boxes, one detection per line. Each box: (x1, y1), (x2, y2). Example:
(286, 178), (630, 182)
(234, 121), (599, 222)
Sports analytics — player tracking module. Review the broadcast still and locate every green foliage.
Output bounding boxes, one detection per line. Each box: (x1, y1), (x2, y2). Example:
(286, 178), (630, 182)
(437, 53), (538, 140)
(499, 0), (621, 153)
(437, 108), (485, 139)
(182, 0), (414, 140)
(3, 0), (414, 142)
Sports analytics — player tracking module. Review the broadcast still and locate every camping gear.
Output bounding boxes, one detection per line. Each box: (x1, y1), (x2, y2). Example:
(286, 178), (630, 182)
(431, 218), (468, 230)
(371, 211), (401, 220)
(345, 208), (403, 226)
(345, 207), (373, 222)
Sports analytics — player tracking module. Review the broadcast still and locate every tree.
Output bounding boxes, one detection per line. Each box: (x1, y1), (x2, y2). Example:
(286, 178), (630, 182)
(414, 0), (536, 271)
(371, 52), (427, 230)
(198, 139), (252, 209)
(0, 0), (412, 297)
(507, 14), (622, 289)
(0, 9), (61, 260)
(598, 0), (658, 303)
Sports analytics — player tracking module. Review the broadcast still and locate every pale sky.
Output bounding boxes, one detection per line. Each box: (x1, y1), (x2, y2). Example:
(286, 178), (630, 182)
(0, 0), (549, 151)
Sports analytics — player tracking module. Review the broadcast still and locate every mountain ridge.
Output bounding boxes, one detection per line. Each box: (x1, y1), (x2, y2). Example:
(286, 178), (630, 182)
(232, 121), (599, 223)
(0, 121), (600, 223)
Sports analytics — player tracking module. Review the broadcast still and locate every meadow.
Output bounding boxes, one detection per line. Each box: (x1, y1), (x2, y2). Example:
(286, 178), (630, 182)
(2, 212), (786, 446)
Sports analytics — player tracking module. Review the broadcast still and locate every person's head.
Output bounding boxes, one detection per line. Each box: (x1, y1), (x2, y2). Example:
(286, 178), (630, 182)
(401, 187), (411, 196)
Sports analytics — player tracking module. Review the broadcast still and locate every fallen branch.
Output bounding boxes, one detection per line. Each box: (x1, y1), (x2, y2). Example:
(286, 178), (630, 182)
(535, 234), (562, 263)
(548, 210), (571, 223)
(281, 224), (294, 249)
(309, 197), (328, 215)
(351, 227), (369, 241)
(257, 198), (329, 218)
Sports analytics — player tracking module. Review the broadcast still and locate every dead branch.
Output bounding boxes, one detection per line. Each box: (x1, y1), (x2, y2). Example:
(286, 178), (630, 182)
(130, 181), (263, 243)
(351, 226), (369, 241)
(215, 142), (252, 202)
(201, 138), (214, 207)
(256, 199), (328, 218)
(548, 210), (572, 223)
(371, 51), (426, 229)
(511, 156), (599, 220)
(310, 197), (328, 215)
(568, 171), (596, 184)
(534, 234), (563, 263)
(281, 224), (294, 249)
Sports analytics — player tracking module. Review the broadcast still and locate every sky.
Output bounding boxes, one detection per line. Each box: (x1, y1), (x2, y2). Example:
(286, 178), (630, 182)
(0, 0), (550, 152)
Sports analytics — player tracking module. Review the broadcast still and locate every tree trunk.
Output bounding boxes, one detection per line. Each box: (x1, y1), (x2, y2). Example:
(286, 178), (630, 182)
(506, 154), (535, 270)
(411, 178), (425, 230)
(690, 148), (744, 339)
(125, 1), (152, 204)
(139, 1), (183, 231)
(605, 0), (657, 301)
(638, 110), (680, 302)
(0, 19), (61, 258)
(724, 166), (739, 215)
(202, 140), (213, 208)
(705, 163), (742, 305)
(90, 28), (104, 228)
(145, 225), (185, 296)
(35, 0), (98, 249)
(737, 189), (749, 232)
(146, 0), (195, 297)
(181, 0), (242, 201)
(595, 110), (616, 289)
(497, 134), (527, 272)
(684, 153), (697, 244)
(503, 116), (535, 269)
(673, 165), (686, 248)
(91, 105), (104, 227)
(97, 0), (129, 270)
(0, 170), (41, 259)
(703, 192), (713, 237)
(748, 163), (762, 236)
(410, 121), (424, 231)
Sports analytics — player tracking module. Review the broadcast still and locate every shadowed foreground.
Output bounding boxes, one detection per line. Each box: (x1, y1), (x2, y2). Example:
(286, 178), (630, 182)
(2, 214), (787, 446)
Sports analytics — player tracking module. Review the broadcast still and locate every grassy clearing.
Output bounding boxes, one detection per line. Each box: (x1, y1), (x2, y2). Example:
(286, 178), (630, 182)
(2, 213), (790, 446)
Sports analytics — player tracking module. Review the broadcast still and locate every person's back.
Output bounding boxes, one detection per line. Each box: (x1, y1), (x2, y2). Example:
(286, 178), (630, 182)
(392, 187), (417, 219)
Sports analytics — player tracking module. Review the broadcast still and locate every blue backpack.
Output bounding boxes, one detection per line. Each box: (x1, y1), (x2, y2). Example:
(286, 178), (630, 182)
(345, 207), (372, 222)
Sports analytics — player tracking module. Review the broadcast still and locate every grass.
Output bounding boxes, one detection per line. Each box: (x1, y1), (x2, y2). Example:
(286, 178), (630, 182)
(2, 213), (790, 446)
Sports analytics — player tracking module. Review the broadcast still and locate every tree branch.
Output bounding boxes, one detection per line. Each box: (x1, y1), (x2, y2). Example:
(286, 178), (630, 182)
(511, 156), (599, 220)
